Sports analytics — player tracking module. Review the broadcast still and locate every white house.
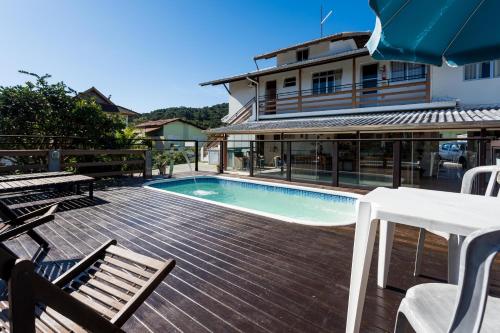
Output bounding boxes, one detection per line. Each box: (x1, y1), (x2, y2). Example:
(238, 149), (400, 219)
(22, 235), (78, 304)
(200, 31), (500, 190)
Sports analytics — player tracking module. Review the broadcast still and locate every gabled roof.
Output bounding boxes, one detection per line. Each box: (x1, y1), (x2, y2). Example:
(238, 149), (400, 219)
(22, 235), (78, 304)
(200, 48), (369, 86)
(253, 31), (371, 60)
(207, 106), (500, 134)
(135, 118), (205, 130)
(77, 87), (139, 116)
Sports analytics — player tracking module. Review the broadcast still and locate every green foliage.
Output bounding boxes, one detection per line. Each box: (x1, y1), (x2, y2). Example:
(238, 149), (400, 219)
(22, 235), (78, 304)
(133, 103), (228, 129)
(0, 71), (125, 139)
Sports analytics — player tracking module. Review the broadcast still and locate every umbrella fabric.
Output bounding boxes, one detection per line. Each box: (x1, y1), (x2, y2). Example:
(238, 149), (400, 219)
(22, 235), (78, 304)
(366, 0), (500, 66)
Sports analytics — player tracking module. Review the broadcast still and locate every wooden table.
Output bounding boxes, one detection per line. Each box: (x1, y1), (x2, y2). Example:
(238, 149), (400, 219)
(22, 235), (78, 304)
(0, 171), (72, 182)
(346, 187), (500, 333)
(0, 174), (94, 198)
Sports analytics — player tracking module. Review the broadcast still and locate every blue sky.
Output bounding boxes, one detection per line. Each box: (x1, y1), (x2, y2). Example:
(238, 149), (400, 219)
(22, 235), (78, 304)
(0, 1), (375, 113)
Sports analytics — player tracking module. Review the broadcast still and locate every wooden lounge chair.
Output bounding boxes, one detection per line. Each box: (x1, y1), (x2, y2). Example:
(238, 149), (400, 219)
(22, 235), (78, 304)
(0, 171), (73, 182)
(0, 174), (94, 198)
(395, 227), (500, 333)
(0, 239), (175, 332)
(0, 201), (58, 250)
(414, 165), (500, 281)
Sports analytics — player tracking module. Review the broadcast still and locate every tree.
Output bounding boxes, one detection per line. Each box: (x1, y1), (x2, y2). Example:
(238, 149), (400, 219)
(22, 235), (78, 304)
(133, 103), (229, 129)
(0, 71), (125, 141)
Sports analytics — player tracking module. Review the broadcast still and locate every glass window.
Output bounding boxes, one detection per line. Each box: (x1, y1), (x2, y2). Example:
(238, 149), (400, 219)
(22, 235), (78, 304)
(408, 63), (426, 79)
(464, 63), (478, 80)
(283, 77), (296, 88)
(296, 49), (309, 62)
(391, 62), (406, 81)
(312, 70), (342, 95)
(391, 62), (426, 81)
(464, 60), (498, 80)
(494, 60), (500, 77)
(479, 61), (491, 79)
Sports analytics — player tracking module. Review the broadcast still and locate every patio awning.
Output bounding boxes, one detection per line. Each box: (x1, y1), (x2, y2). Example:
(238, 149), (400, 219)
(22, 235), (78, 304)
(207, 106), (500, 134)
(366, 0), (500, 66)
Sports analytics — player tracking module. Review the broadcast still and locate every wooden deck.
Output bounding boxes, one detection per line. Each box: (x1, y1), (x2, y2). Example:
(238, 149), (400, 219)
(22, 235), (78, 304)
(1, 179), (498, 332)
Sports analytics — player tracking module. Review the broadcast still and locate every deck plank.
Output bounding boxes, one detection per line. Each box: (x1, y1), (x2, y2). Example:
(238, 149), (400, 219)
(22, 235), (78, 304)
(3, 178), (498, 332)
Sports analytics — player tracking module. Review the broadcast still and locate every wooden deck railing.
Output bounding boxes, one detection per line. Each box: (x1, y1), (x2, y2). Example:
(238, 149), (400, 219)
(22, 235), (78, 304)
(0, 150), (49, 173)
(0, 149), (150, 178)
(61, 149), (147, 178)
(259, 76), (430, 115)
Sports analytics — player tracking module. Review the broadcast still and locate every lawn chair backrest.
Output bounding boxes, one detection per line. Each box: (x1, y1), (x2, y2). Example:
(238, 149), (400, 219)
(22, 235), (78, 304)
(460, 165), (500, 196)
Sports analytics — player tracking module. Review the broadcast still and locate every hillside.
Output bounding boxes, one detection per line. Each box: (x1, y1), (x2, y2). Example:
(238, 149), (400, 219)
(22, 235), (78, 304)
(133, 103), (228, 129)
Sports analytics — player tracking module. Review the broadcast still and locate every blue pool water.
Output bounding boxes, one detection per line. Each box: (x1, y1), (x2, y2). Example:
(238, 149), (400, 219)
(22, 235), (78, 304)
(146, 177), (357, 225)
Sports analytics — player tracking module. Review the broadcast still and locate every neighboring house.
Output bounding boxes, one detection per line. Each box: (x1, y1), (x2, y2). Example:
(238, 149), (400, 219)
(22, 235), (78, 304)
(78, 87), (139, 126)
(200, 31), (500, 189)
(135, 118), (207, 149)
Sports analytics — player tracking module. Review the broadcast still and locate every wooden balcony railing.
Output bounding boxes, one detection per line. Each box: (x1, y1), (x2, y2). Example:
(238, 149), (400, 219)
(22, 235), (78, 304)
(259, 75), (430, 116)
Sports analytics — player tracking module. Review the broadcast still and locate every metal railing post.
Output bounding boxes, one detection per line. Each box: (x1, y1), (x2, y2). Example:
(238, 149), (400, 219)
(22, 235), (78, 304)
(48, 149), (61, 172)
(286, 141), (292, 182)
(332, 141), (339, 187)
(218, 140), (224, 174)
(249, 141), (254, 177)
(194, 140), (199, 172)
(392, 140), (402, 188)
(144, 150), (152, 179)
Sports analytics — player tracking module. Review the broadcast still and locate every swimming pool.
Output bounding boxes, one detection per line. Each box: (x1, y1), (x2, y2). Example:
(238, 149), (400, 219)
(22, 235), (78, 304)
(144, 176), (359, 226)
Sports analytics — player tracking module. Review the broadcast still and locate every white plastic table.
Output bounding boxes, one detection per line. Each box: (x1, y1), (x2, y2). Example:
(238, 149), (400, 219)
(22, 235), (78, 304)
(346, 187), (500, 333)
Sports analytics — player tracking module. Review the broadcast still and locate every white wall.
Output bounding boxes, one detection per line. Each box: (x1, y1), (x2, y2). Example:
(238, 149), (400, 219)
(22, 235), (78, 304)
(431, 65), (500, 104)
(276, 39), (357, 66)
(228, 80), (255, 117)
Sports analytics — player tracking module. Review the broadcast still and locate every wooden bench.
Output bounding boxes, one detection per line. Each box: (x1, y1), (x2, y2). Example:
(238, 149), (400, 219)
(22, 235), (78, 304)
(0, 239), (175, 332)
(0, 175), (95, 198)
(0, 171), (73, 182)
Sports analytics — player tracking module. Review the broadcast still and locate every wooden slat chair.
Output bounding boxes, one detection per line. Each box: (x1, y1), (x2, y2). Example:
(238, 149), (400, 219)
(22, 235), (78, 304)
(0, 201), (58, 250)
(0, 239), (175, 332)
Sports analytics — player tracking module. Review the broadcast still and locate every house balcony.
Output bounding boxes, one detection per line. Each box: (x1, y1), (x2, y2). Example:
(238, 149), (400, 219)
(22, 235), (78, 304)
(258, 74), (430, 118)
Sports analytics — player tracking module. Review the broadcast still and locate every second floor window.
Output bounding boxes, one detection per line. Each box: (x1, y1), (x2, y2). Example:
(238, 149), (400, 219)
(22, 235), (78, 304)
(283, 77), (296, 88)
(464, 60), (500, 80)
(296, 49), (309, 62)
(312, 70), (342, 95)
(391, 62), (426, 81)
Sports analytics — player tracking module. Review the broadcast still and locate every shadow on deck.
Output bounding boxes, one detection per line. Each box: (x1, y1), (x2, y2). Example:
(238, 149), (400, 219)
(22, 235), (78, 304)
(0, 178), (498, 332)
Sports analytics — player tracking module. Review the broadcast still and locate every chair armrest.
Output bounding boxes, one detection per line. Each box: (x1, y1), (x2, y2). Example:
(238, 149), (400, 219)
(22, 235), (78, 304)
(448, 227), (500, 333)
(10, 259), (124, 333)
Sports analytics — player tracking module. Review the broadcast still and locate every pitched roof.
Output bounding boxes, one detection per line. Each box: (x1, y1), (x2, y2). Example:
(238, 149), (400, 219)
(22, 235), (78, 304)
(207, 106), (500, 134)
(77, 87), (139, 116)
(200, 48), (369, 86)
(253, 31), (371, 60)
(135, 118), (205, 130)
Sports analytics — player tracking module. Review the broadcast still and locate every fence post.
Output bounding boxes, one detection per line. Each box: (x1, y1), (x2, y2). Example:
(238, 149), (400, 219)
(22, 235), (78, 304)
(218, 140), (224, 174)
(144, 150), (153, 179)
(392, 140), (401, 188)
(286, 141), (292, 182)
(194, 140), (199, 172)
(332, 141), (339, 187)
(249, 141), (254, 177)
(48, 149), (61, 172)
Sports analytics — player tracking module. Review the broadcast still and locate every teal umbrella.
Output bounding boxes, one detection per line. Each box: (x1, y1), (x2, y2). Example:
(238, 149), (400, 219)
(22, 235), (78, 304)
(366, 0), (500, 66)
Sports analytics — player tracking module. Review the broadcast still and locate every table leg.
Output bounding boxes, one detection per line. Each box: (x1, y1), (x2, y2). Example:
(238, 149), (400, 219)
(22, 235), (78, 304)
(377, 220), (395, 288)
(346, 201), (378, 333)
(448, 234), (465, 284)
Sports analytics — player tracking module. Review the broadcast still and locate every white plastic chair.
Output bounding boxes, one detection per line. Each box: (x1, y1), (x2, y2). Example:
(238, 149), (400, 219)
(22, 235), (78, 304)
(414, 166), (500, 281)
(396, 226), (500, 333)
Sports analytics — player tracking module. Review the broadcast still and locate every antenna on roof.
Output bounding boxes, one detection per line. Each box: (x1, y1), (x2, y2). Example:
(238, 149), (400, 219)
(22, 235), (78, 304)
(320, 4), (333, 37)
